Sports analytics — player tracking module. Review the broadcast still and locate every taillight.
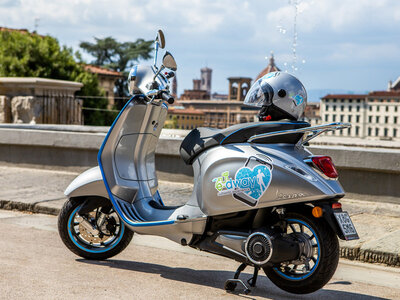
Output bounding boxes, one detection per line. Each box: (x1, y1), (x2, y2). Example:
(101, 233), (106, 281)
(311, 156), (338, 178)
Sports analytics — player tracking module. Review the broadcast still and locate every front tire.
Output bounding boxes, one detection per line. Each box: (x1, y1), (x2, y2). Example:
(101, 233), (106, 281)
(58, 198), (134, 260)
(264, 209), (339, 294)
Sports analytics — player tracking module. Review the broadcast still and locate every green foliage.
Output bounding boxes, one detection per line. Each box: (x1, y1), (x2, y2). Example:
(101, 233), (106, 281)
(79, 36), (153, 108)
(164, 115), (178, 129)
(0, 30), (111, 125)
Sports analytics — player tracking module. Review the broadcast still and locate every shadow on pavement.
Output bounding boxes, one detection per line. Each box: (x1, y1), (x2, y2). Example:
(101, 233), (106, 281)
(77, 259), (389, 300)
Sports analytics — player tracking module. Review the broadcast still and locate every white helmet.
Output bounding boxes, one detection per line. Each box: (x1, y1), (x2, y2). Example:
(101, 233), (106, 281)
(244, 72), (307, 121)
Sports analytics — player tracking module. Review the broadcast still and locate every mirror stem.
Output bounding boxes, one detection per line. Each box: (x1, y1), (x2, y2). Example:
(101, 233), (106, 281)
(153, 65), (165, 81)
(153, 42), (159, 68)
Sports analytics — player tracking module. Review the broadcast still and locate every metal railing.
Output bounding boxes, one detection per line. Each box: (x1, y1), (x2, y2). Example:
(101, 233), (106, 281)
(248, 122), (352, 146)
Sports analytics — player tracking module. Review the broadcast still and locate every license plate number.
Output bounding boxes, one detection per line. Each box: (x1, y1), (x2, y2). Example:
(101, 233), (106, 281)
(334, 212), (359, 240)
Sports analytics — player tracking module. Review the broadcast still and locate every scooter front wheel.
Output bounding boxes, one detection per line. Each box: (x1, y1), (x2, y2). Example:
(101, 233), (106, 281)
(58, 197), (134, 260)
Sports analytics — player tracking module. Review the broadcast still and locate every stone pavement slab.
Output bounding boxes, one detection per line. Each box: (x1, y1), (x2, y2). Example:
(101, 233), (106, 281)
(0, 165), (399, 267)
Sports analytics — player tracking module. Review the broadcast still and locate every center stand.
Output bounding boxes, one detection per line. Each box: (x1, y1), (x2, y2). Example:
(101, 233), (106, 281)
(224, 263), (260, 295)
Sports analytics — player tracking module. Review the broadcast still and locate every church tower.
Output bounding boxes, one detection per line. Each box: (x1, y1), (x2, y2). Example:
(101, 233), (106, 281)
(171, 75), (177, 98)
(200, 67), (212, 95)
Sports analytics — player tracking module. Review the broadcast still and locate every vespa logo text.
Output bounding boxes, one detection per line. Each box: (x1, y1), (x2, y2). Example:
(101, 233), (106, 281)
(276, 192), (306, 200)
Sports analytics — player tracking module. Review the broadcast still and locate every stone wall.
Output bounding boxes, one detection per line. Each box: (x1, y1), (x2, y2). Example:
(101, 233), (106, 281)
(0, 125), (399, 203)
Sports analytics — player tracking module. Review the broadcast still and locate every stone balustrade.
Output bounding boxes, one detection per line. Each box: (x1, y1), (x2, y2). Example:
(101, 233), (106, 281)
(0, 77), (83, 124)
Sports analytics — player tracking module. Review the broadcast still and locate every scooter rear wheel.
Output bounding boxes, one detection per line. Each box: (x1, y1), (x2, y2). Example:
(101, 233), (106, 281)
(58, 197), (134, 260)
(263, 209), (339, 294)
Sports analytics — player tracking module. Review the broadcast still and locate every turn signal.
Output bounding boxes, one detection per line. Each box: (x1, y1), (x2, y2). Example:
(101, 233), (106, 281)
(311, 156), (338, 178)
(312, 206), (323, 218)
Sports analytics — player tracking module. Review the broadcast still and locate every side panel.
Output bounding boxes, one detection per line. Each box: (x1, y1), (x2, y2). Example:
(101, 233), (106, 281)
(64, 166), (108, 199)
(196, 143), (345, 216)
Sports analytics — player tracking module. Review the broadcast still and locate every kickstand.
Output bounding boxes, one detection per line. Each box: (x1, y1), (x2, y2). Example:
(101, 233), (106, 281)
(247, 266), (259, 287)
(224, 263), (260, 295)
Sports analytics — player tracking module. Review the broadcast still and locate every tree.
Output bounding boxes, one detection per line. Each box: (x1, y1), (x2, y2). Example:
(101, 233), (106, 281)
(0, 30), (111, 125)
(79, 37), (153, 108)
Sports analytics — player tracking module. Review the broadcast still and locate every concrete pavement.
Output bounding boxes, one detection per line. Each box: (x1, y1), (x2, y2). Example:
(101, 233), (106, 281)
(0, 164), (399, 267)
(1, 209), (400, 299)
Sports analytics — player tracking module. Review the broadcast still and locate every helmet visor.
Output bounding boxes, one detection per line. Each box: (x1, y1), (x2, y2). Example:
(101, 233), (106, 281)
(244, 78), (273, 107)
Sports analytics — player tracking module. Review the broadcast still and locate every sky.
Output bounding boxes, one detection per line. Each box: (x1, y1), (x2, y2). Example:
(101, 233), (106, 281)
(1, 0), (400, 100)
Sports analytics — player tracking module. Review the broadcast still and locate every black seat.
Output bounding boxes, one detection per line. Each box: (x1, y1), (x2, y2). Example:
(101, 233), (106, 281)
(179, 121), (310, 165)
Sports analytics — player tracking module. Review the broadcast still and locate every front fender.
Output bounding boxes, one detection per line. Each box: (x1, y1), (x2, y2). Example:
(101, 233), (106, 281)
(64, 166), (108, 199)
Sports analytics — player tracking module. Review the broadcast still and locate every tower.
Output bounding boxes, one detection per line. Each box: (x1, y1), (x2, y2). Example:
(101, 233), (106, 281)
(171, 75), (177, 98)
(200, 67), (212, 95)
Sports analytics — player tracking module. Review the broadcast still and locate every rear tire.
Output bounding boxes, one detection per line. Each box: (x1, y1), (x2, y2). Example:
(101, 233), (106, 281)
(58, 198), (134, 260)
(263, 209), (339, 294)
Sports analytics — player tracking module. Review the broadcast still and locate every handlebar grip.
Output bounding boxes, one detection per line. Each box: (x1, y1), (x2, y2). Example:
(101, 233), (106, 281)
(161, 92), (174, 104)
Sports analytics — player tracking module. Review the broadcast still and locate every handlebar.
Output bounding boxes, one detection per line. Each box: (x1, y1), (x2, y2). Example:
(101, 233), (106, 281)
(161, 92), (174, 104)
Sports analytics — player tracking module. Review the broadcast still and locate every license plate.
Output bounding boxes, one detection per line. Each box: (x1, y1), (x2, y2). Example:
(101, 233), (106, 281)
(334, 211), (359, 240)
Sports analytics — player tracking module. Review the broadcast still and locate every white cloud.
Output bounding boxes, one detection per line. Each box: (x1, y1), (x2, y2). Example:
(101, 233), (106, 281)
(0, 0), (399, 92)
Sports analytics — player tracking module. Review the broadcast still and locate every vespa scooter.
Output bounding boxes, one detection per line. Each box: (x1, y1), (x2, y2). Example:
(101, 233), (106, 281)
(58, 30), (358, 295)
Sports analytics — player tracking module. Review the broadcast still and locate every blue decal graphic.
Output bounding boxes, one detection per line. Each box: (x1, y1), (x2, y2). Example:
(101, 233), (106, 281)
(263, 72), (279, 80)
(212, 164), (272, 206)
(293, 94), (304, 106)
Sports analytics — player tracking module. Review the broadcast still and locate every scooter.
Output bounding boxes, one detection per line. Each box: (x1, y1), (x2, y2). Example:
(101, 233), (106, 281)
(58, 30), (359, 295)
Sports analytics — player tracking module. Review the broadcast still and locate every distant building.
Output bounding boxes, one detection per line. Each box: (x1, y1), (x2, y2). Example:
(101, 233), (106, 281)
(84, 65), (122, 109)
(171, 75), (177, 98)
(176, 53), (287, 129)
(165, 107), (205, 130)
(304, 103), (321, 126)
(321, 91), (400, 140)
(200, 67), (212, 94)
(211, 93), (228, 100)
(228, 77), (252, 101)
(180, 89), (210, 100)
(177, 99), (258, 128)
(180, 78), (210, 100)
(255, 52), (280, 82)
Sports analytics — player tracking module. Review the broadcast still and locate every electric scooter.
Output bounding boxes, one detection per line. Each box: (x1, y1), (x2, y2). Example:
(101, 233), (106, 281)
(58, 30), (359, 295)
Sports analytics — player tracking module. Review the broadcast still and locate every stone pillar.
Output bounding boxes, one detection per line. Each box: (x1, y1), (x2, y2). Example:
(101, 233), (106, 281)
(0, 96), (11, 123)
(237, 82), (242, 102)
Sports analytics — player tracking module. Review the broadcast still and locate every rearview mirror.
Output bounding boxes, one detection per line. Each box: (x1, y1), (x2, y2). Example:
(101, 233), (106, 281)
(162, 52), (177, 71)
(156, 30), (165, 49)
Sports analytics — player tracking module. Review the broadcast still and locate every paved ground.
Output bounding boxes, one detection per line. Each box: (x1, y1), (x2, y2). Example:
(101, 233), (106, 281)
(1, 209), (400, 299)
(0, 165), (399, 267)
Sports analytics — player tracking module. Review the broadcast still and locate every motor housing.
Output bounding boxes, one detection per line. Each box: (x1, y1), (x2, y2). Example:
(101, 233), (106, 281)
(245, 232), (273, 265)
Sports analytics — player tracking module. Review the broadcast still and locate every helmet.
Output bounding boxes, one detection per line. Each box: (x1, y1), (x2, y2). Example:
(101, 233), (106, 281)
(244, 72), (307, 121)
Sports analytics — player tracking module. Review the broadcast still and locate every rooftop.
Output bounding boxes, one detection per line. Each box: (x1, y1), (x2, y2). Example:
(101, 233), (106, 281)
(0, 26), (45, 38)
(84, 65), (122, 77)
(322, 94), (366, 99)
(368, 91), (400, 97)
(168, 108), (204, 115)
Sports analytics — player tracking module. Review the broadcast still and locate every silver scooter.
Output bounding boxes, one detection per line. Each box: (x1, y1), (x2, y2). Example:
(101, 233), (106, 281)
(58, 30), (359, 295)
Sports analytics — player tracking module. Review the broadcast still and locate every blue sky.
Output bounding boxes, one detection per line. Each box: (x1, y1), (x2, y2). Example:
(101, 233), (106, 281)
(1, 0), (399, 100)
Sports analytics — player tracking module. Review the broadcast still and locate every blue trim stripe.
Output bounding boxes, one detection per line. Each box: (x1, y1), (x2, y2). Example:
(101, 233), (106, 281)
(273, 218), (321, 281)
(67, 205), (125, 253)
(219, 122), (309, 145)
(97, 96), (174, 227)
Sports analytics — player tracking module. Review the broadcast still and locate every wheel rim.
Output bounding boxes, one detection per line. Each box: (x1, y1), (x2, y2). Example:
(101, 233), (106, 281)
(273, 218), (320, 281)
(67, 204), (125, 253)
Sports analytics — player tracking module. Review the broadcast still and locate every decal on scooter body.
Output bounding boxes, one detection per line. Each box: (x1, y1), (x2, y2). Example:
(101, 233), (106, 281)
(212, 163), (272, 207)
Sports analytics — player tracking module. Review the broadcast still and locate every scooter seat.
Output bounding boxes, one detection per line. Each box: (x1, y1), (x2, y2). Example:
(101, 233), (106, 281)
(179, 121), (310, 165)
